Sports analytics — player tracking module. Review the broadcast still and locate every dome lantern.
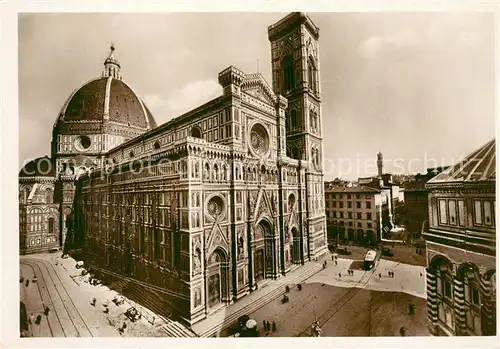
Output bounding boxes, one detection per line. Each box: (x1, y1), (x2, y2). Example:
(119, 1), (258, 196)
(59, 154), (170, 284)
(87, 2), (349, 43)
(103, 43), (121, 80)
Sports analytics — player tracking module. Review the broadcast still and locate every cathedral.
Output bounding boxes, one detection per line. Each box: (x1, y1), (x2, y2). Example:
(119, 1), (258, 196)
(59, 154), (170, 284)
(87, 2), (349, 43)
(19, 12), (328, 325)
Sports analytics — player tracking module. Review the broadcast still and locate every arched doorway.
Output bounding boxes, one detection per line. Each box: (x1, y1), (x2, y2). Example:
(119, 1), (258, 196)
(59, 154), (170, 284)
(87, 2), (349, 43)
(357, 229), (364, 244)
(254, 220), (274, 282)
(338, 227), (346, 242)
(429, 255), (455, 333)
(366, 230), (374, 245)
(291, 227), (300, 263)
(347, 228), (354, 242)
(207, 248), (229, 309)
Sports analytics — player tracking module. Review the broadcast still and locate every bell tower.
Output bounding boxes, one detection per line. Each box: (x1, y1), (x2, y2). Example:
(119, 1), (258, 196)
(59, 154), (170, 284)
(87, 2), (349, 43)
(268, 12), (327, 260)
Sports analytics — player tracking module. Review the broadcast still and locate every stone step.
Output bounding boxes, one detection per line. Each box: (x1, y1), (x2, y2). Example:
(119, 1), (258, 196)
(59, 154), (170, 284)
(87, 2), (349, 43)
(170, 321), (196, 337)
(162, 321), (196, 338)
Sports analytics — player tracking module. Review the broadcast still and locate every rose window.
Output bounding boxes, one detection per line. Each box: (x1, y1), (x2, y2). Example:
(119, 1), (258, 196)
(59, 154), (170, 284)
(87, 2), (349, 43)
(207, 196), (224, 218)
(250, 124), (269, 156)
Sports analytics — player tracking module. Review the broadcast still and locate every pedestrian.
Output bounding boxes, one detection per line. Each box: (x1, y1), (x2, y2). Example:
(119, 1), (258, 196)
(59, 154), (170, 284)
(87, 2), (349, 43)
(388, 270), (391, 277)
(335, 260), (338, 266)
(44, 306), (50, 316)
(35, 314), (42, 325)
(409, 303), (415, 315)
(338, 273), (341, 278)
(267, 320), (271, 331)
(28, 313), (34, 325)
(331, 255), (334, 261)
(263, 320), (266, 330)
(419, 272), (422, 277)
(25, 279), (30, 287)
(392, 271), (395, 278)
(378, 273), (381, 279)
(91, 298), (96, 306)
(297, 284), (302, 291)
(272, 321), (277, 332)
(399, 326), (406, 336)
(351, 269), (354, 276)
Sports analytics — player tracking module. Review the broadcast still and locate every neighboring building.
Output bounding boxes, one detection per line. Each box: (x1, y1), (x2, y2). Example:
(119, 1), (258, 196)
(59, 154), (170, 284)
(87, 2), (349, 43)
(19, 12), (328, 326)
(402, 167), (447, 237)
(392, 173), (416, 185)
(324, 186), (390, 246)
(325, 178), (352, 189)
(357, 177), (403, 230)
(19, 156), (59, 254)
(424, 139), (496, 336)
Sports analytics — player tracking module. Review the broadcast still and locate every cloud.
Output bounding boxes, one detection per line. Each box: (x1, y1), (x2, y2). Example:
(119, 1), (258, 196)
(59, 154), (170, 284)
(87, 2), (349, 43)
(143, 79), (221, 124)
(358, 36), (386, 59)
(358, 30), (421, 60)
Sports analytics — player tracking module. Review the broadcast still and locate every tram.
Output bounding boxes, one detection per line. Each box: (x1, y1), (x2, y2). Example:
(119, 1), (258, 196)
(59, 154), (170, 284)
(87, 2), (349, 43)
(363, 250), (379, 270)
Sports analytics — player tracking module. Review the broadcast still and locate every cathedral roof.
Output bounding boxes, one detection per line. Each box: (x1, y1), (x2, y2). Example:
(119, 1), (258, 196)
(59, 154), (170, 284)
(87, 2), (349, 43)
(19, 156), (55, 178)
(55, 45), (157, 130)
(427, 139), (495, 186)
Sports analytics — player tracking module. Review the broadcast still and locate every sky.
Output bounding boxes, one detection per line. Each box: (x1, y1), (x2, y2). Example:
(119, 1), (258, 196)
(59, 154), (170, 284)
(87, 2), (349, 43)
(18, 12), (496, 180)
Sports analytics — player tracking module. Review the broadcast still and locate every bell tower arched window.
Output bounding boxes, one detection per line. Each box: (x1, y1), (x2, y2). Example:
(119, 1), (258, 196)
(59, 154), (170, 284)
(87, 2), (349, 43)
(310, 109), (318, 134)
(308, 56), (317, 94)
(282, 55), (295, 92)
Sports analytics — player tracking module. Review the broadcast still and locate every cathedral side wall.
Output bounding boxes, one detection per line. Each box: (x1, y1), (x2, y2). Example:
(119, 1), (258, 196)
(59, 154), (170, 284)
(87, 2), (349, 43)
(79, 159), (192, 319)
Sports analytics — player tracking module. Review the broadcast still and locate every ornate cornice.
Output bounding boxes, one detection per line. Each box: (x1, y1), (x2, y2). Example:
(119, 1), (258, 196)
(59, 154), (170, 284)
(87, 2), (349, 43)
(18, 176), (56, 183)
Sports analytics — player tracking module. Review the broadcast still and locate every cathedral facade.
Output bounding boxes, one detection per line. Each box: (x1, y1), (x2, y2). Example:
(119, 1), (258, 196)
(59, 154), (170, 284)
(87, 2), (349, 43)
(19, 12), (328, 325)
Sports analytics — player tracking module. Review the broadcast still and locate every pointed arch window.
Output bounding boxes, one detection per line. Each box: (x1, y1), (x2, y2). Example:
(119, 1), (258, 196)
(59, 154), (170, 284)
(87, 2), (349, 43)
(45, 188), (53, 204)
(310, 109), (318, 133)
(282, 55), (295, 92)
(290, 110), (298, 130)
(308, 56), (317, 94)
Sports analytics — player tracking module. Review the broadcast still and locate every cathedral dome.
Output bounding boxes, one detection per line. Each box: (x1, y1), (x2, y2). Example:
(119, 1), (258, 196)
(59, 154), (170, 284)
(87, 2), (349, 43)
(59, 77), (156, 128)
(55, 44), (157, 130)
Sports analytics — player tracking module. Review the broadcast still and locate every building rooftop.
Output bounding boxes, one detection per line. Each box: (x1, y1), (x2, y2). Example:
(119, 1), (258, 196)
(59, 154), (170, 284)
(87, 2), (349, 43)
(325, 185), (380, 193)
(427, 139), (495, 185)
